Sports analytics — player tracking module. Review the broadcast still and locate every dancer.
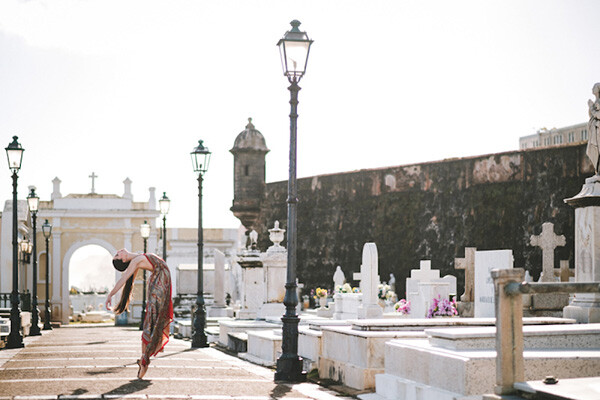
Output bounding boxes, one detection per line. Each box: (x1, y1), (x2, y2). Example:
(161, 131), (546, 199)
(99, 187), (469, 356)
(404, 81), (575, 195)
(106, 249), (173, 379)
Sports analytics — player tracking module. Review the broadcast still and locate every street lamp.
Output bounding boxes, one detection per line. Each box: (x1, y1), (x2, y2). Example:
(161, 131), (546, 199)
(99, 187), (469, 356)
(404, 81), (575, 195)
(18, 239), (32, 264)
(139, 220), (150, 331)
(5, 136), (25, 349)
(18, 238), (32, 315)
(190, 139), (211, 348)
(274, 20), (313, 382)
(159, 192), (170, 261)
(27, 187), (42, 336)
(42, 219), (52, 330)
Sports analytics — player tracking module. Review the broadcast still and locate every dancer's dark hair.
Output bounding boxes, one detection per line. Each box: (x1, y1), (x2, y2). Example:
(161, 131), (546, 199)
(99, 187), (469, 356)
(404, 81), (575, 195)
(112, 259), (129, 272)
(112, 259), (134, 315)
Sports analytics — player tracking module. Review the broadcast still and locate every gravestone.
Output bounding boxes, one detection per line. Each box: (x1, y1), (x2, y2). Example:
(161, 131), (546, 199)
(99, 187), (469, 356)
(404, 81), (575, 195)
(530, 222), (566, 282)
(208, 249), (228, 317)
(237, 236), (263, 319)
(406, 260), (455, 318)
(528, 223), (569, 316)
(455, 247), (476, 302)
(413, 281), (450, 318)
(455, 247), (476, 317)
(474, 249), (513, 318)
(353, 243), (383, 319)
(554, 260), (574, 282)
(406, 261), (439, 298)
(332, 292), (362, 320)
(214, 250), (226, 307)
(441, 275), (457, 296)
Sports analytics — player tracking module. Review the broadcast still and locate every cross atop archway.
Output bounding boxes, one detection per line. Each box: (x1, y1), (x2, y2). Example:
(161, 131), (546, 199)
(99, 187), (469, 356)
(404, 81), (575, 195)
(89, 172), (98, 194)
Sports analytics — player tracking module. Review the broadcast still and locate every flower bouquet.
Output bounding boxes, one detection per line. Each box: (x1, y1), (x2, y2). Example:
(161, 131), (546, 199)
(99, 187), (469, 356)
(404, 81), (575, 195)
(314, 287), (329, 308)
(377, 284), (391, 300)
(336, 283), (353, 293)
(426, 295), (458, 318)
(394, 299), (411, 315)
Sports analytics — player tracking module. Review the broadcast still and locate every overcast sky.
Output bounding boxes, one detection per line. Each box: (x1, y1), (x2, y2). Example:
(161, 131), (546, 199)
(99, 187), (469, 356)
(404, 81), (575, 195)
(1, 0), (599, 231)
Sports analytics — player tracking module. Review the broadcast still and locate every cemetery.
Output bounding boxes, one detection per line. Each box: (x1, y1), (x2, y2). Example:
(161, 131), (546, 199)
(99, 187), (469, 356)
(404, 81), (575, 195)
(3, 94), (600, 398)
(0, 4), (600, 394)
(183, 88), (600, 398)
(2, 98), (600, 399)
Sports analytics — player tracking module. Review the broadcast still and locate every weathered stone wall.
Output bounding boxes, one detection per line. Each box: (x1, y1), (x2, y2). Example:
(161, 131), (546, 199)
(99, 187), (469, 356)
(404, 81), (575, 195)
(254, 143), (592, 298)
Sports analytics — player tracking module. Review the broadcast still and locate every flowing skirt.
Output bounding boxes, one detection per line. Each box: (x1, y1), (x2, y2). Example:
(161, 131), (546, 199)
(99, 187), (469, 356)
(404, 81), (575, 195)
(141, 253), (173, 366)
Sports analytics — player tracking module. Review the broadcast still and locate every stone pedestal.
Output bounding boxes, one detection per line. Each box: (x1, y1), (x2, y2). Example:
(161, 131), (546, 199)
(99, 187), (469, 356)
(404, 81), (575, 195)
(237, 251), (263, 320)
(457, 301), (474, 317)
(207, 305), (230, 318)
(564, 175), (600, 323)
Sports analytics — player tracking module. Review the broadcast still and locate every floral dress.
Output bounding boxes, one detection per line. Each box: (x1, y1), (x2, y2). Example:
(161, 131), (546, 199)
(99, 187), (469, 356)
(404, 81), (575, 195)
(141, 253), (173, 366)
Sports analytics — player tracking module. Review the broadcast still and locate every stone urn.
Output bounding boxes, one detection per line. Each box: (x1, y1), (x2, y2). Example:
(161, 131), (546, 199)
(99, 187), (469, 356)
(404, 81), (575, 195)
(319, 297), (328, 309)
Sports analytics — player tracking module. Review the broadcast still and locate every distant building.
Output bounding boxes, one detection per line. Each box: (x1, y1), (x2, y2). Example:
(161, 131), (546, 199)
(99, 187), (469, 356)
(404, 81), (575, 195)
(519, 122), (588, 150)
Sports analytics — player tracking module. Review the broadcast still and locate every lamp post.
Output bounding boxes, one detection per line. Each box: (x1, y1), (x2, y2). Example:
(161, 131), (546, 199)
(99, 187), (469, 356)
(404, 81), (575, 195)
(159, 192), (170, 261)
(139, 220), (150, 330)
(190, 140), (211, 348)
(18, 238), (32, 280)
(274, 20), (313, 382)
(5, 136), (25, 349)
(18, 239), (32, 313)
(18, 239), (32, 264)
(27, 188), (41, 336)
(42, 219), (52, 330)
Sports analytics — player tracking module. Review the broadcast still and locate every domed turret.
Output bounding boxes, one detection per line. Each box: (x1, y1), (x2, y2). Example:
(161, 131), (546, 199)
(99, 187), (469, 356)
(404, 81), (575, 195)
(230, 118), (270, 230)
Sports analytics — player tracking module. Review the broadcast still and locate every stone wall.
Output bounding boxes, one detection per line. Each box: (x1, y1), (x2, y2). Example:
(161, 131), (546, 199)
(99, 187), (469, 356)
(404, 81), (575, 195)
(253, 143), (593, 298)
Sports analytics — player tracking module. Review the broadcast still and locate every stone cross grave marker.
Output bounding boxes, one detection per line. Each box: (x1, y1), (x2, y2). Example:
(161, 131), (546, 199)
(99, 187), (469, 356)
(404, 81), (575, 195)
(406, 260), (440, 297)
(406, 260), (447, 318)
(353, 243), (383, 318)
(410, 260), (439, 281)
(554, 260), (574, 282)
(455, 247), (476, 302)
(530, 222), (566, 282)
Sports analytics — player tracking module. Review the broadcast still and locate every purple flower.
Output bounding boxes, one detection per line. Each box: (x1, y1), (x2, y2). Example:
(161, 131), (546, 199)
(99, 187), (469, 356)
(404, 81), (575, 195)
(426, 295), (458, 318)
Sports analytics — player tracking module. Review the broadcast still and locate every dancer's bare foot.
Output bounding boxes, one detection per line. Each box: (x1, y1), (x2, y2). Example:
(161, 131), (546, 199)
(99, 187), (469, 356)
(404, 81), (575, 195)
(136, 359), (148, 379)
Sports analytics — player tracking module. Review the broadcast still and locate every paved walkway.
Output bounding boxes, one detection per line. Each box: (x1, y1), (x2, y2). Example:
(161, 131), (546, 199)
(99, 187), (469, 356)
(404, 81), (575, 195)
(0, 325), (352, 400)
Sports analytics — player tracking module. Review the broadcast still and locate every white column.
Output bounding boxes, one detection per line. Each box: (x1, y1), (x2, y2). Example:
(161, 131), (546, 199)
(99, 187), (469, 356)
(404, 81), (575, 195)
(0, 201), (13, 293)
(564, 175), (600, 322)
(51, 226), (65, 323)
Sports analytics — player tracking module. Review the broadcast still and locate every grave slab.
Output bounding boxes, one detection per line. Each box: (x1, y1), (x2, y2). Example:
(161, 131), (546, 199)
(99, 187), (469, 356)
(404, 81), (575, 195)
(427, 323), (600, 350)
(238, 329), (282, 367)
(514, 376), (600, 400)
(368, 336), (600, 400)
(317, 317), (574, 391)
(217, 319), (279, 347)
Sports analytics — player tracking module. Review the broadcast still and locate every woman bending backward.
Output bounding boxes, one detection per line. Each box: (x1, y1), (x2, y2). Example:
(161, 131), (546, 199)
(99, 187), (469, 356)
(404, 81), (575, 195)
(106, 249), (173, 379)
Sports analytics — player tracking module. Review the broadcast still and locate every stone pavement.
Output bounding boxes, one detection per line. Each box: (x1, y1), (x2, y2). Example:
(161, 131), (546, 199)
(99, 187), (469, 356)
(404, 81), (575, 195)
(0, 325), (352, 400)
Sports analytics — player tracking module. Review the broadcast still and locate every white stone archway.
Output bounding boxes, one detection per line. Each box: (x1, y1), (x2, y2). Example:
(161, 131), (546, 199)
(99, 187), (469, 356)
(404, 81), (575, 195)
(62, 239), (118, 318)
(34, 178), (160, 324)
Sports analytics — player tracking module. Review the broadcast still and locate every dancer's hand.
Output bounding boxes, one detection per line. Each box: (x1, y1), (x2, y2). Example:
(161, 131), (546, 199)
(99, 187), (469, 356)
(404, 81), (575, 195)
(105, 294), (112, 310)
